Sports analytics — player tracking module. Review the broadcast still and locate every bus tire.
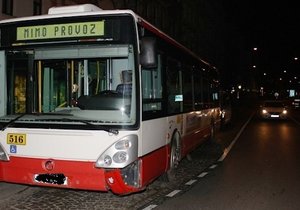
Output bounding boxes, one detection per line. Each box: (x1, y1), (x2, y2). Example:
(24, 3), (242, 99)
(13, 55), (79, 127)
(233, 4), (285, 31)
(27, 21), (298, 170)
(161, 133), (181, 182)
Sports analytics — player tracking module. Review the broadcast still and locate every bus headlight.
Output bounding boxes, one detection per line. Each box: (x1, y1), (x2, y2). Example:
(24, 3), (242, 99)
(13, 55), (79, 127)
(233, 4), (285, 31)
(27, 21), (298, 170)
(95, 135), (138, 168)
(0, 143), (9, 161)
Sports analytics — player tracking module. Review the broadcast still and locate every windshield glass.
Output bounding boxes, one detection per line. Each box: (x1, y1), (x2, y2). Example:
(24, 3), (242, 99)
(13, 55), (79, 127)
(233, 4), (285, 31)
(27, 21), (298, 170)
(1, 45), (136, 126)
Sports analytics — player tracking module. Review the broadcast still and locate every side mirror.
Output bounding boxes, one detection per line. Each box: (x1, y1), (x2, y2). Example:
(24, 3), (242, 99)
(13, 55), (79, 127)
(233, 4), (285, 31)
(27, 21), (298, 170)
(140, 37), (157, 69)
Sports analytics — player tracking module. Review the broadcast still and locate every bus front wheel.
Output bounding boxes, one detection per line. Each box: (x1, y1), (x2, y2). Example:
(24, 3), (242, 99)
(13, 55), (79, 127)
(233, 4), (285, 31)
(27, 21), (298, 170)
(162, 134), (181, 182)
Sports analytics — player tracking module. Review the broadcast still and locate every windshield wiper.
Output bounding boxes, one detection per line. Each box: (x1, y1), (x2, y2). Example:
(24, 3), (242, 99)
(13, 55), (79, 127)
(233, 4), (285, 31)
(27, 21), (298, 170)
(0, 114), (119, 135)
(0, 112), (70, 131)
(1, 113), (27, 131)
(60, 118), (119, 135)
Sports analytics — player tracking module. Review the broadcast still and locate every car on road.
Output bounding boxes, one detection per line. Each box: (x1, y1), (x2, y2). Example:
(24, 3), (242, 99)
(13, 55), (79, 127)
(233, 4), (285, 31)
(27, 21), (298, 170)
(260, 100), (288, 119)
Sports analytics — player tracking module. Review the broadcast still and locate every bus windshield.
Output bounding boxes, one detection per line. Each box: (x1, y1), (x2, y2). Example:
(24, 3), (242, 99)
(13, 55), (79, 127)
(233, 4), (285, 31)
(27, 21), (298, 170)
(3, 44), (136, 125)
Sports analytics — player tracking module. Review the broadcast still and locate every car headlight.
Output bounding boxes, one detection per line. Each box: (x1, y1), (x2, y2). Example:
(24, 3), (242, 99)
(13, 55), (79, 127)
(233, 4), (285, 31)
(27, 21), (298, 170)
(262, 109), (267, 114)
(283, 110), (287, 114)
(95, 135), (138, 168)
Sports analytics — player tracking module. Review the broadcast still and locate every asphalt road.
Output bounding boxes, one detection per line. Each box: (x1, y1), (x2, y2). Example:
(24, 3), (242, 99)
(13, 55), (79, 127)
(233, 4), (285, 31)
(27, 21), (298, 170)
(156, 113), (300, 210)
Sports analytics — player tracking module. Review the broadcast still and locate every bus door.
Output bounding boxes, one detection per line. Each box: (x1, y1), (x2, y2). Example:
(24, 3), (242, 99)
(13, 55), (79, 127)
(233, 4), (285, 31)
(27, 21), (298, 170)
(6, 51), (34, 114)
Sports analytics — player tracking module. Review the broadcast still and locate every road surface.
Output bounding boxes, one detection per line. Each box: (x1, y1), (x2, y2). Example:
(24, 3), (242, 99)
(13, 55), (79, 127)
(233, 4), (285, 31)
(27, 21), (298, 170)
(156, 114), (300, 210)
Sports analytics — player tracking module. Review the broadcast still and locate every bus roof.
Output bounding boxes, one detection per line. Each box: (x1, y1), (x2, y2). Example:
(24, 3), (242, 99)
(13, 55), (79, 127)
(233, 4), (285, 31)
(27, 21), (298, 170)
(0, 4), (217, 71)
(138, 18), (216, 70)
(0, 4), (138, 24)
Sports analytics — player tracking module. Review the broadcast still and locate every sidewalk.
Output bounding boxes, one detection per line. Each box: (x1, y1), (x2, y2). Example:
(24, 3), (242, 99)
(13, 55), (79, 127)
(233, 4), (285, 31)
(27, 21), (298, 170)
(0, 182), (29, 202)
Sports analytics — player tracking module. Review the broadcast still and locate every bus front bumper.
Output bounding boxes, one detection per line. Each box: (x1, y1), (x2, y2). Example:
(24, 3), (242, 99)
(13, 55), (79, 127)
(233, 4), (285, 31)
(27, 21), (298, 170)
(0, 156), (143, 194)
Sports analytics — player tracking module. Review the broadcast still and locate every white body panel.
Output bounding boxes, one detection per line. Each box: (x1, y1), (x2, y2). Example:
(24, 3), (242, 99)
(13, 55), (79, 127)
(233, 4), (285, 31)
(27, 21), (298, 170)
(1, 128), (137, 161)
(141, 116), (182, 155)
(141, 108), (219, 156)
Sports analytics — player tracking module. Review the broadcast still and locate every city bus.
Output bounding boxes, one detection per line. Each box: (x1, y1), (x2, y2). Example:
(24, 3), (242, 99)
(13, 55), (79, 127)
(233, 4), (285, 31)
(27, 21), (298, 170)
(0, 4), (222, 195)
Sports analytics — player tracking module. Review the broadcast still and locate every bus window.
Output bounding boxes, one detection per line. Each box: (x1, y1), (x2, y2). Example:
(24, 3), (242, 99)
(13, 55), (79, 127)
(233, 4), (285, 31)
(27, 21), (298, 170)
(167, 58), (183, 114)
(39, 60), (68, 112)
(183, 66), (193, 111)
(194, 68), (203, 109)
(202, 78), (211, 108)
(142, 54), (163, 115)
(0, 51), (4, 116)
(77, 59), (108, 98)
(211, 80), (220, 108)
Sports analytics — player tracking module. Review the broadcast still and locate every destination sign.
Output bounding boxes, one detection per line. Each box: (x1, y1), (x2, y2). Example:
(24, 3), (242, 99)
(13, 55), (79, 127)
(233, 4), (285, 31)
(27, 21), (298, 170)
(16, 21), (104, 41)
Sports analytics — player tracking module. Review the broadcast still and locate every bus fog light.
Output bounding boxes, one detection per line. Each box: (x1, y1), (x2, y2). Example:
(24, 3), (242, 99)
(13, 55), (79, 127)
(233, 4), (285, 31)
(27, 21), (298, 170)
(104, 155), (112, 166)
(113, 151), (128, 163)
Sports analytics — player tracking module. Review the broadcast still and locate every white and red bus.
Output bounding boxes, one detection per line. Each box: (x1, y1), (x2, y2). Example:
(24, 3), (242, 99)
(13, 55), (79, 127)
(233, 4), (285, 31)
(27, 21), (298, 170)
(0, 4), (223, 195)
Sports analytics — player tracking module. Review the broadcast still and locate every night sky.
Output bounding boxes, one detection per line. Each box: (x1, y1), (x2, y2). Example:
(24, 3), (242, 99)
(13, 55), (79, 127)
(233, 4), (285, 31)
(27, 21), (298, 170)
(226, 1), (299, 77)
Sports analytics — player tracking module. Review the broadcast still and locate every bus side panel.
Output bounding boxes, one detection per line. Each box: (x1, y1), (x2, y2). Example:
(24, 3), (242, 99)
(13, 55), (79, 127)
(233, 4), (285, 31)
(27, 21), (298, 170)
(0, 163), (3, 181)
(141, 118), (169, 159)
(181, 110), (212, 155)
(140, 145), (168, 186)
(140, 118), (169, 184)
(0, 156), (107, 191)
(181, 126), (211, 157)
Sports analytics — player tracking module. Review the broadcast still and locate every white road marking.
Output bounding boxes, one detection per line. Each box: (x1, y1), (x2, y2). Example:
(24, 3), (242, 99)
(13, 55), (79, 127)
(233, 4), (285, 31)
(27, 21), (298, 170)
(185, 179), (197, 185)
(166, 190), (181, 197)
(142, 204), (158, 210)
(198, 172), (208, 178)
(209, 164), (218, 169)
(218, 112), (254, 162)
